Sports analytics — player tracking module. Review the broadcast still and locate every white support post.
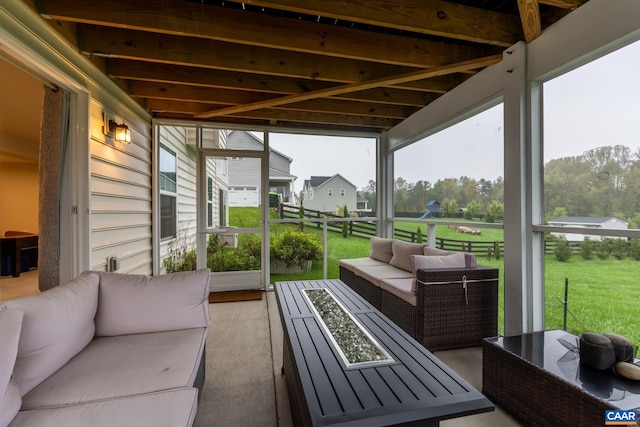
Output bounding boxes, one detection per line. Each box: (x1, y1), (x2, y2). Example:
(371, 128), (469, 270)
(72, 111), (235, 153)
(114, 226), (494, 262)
(427, 224), (437, 248)
(377, 132), (394, 238)
(502, 42), (544, 335)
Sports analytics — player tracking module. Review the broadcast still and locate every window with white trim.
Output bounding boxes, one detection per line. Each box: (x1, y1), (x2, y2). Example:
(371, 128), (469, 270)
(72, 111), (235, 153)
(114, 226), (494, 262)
(328, 188), (333, 196)
(340, 189), (345, 197)
(207, 176), (214, 228)
(160, 144), (177, 240)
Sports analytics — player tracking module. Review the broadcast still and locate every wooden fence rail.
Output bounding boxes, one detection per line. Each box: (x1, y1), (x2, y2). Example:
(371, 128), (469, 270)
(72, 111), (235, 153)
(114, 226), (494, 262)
(281, 204), (505, 256)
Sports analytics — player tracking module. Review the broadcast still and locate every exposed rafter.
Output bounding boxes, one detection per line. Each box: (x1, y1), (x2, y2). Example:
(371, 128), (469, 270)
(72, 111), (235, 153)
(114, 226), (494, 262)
(195, 55), (502, 119)
(34, 0), (588, 132)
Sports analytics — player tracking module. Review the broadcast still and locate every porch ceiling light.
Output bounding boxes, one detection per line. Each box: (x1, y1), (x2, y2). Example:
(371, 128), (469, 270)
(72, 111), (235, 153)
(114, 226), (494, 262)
(109, 120), (131, 143)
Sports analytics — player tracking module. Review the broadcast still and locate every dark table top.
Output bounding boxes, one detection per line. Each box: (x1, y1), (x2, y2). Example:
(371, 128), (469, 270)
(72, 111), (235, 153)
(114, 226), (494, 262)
(485, 329), (640, 410)
(275, 279), (494, 426)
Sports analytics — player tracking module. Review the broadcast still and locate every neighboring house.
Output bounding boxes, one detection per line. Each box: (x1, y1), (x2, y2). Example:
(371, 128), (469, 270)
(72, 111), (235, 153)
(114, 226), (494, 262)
(356, 195), (371, 214)
(549, 216), (628, 242)
(301, 175), (357, 213)
(227, 131), (297, 207)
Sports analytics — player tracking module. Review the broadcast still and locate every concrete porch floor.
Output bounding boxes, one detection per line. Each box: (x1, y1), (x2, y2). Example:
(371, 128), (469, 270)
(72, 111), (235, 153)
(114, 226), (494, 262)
(1, 272), (523, 426)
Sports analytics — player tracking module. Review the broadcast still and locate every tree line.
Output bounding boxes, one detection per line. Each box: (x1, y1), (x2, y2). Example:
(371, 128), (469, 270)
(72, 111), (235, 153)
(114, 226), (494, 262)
(359, 175), (504, 221)
(359, 145), (640, 226)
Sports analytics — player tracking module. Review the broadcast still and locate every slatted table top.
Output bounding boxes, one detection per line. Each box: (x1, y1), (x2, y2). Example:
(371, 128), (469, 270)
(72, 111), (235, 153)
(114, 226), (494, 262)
(275, 279), (494, 426)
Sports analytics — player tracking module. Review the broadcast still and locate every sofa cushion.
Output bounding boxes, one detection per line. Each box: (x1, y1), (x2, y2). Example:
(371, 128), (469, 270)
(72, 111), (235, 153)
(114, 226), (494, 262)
(0, 379), (21, 427)
(0, 272), (99, 396)
(379, 278), (416, 306)
(22, 328), (207, 409)
(11, 388), (198, 427)
(423, 247), (451, 257)
(0, 308), (23, 427)
(354, 265), (413, 287)
(369, 237), (394, 263)
(0, 309), (22, 400)
(339, 257), (387, 272)
(423, 247), (477, 268)
(410, 253), (467, 292)
(95, 269), (211, 337)
(389, 240), (426, 272)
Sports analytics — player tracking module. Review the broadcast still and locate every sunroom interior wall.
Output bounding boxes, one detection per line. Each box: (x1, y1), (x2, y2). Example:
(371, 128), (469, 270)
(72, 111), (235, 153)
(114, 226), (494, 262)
(89, 100), (153, 274)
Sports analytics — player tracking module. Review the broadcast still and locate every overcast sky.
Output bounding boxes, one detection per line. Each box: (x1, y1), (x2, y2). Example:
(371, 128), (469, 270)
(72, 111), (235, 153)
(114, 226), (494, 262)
(269, 39), (640, 193)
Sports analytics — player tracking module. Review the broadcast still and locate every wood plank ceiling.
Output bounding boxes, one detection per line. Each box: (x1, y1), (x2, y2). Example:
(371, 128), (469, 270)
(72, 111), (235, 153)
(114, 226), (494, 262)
(33, 0), (587, 133)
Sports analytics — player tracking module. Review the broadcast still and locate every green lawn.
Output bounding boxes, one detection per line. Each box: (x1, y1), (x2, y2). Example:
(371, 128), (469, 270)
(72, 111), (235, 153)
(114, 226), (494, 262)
(230, 208), (640, 347)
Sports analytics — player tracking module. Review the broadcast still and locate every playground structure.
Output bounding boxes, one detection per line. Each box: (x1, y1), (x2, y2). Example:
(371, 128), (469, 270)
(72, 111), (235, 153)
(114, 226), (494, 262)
(419, 200), (441, 219)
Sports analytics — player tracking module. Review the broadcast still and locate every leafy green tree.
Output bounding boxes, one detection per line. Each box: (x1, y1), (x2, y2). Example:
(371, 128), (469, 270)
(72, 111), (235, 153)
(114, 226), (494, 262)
(416, 227), (423, 243)
(486, 201), (504, 223)
(441, 198), (459, 218)
(464, 201), (481, 220)
(546, 206), (567, 223)
(554, 237), (572, 262)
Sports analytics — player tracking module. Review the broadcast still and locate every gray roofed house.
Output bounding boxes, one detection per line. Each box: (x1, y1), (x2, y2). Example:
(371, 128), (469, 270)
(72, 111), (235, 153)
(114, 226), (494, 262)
(301, 174), (357, 214)
(227, 131), (297, 206)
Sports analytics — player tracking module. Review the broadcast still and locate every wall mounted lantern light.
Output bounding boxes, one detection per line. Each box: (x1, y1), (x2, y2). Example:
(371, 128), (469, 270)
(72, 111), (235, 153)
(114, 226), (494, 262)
(110, 120), (131, 143)
(103, 112), (132, 143)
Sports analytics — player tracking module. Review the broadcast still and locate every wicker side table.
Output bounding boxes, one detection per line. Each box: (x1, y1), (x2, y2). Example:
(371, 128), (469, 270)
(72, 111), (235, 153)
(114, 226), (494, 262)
(483, 330), (640, 427)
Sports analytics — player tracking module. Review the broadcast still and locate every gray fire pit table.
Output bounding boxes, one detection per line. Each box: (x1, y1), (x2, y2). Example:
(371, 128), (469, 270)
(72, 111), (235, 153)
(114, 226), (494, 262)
(275, 279), (494, 427)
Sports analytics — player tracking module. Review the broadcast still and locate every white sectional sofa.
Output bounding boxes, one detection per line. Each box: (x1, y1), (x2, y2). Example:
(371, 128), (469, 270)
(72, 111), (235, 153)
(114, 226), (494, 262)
(0, 269), (211, 427)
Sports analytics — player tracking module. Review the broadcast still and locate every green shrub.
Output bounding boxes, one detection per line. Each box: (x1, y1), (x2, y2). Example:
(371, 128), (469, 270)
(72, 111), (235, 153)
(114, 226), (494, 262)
(612, 238), (627, 260)
(580, 237), (593, 260)
(554, 237), (572, 262)
(416, 227), (423, 243)
(629, 238), (640, 260)
(270, 229), (322, 268)
(342, 205), (349, 238)
(596, 238), (612, 260)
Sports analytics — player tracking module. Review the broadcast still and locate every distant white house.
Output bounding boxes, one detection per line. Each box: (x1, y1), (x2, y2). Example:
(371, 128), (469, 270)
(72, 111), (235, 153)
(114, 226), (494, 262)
(301, 174), (357, 213)
(356, 195), (371, 214)
(548, 216), (628, 242)
(227, 131), (297, 207)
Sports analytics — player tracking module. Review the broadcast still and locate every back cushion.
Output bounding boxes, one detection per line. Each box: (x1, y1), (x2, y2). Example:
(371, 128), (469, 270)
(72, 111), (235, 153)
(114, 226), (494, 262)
(0, 308), (23, 420)
(423, 247), (451, 257)
(0, 379), (21, 427)
(389, 240), (426, 272)
(0, 272), (100, 396)
(95, 269), (211, 337)
(410, 253), (467, 292)
(369, 237), (394, 263)
(423, 247), (477, 268)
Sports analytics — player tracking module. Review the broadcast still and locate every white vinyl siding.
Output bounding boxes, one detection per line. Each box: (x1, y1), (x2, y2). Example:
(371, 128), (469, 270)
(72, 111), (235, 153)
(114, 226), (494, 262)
(89, 100), (153, 274)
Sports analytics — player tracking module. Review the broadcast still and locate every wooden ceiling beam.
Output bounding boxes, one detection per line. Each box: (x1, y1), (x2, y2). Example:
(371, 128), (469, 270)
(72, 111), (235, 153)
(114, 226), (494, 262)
(538, 0), (587, 9)
(145, 99), (399, 130)
(108, 59), (466, 96)
(130, 81), (418, 119)
(196, 54), (502, 119)
(518, 0), (542, 43)
(39, 0), (499, 68)
(231, 0), (523, 47)
(80, 26), (420, 84)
